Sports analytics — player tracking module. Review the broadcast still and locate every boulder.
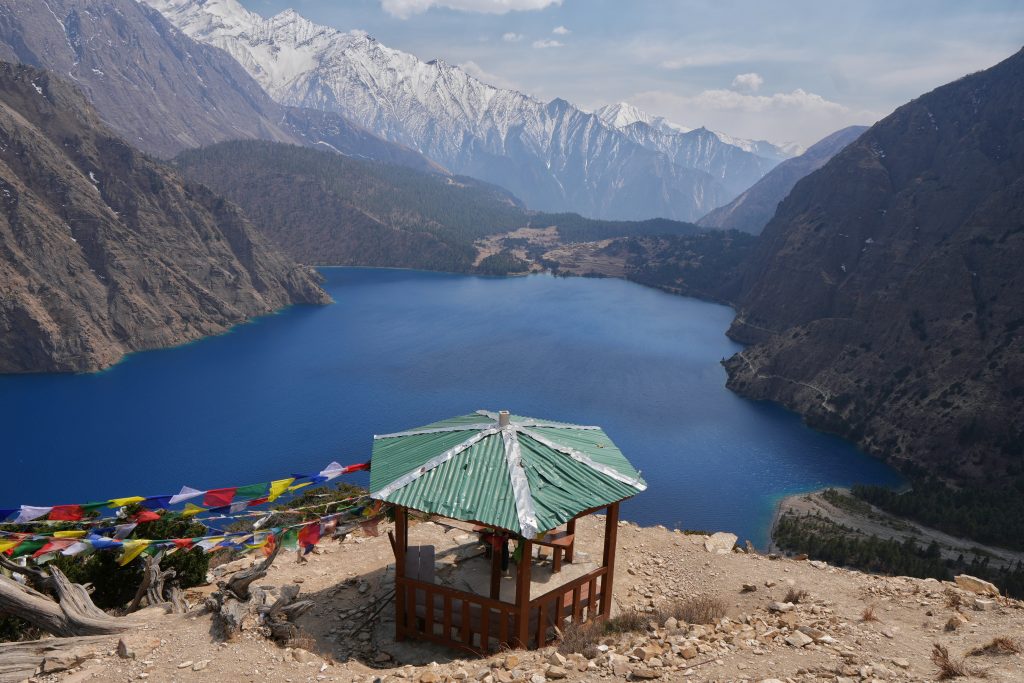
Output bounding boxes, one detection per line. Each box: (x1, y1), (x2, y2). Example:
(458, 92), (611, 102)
(704, 532), (738, 553)
(955, 575), (999, 596)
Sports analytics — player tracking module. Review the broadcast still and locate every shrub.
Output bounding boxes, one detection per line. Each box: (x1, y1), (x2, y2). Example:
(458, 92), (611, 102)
(657, 595), (726, 625)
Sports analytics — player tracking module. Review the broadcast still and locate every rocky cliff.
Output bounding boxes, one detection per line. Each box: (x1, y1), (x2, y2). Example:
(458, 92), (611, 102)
(0, 62), (328, 374)
(0, 0), (438, 171)
(723, 48), (1024, 482)
(698, 126), (868, 234)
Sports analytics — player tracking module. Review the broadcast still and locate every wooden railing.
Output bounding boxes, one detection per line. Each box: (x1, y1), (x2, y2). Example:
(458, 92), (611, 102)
(396, 565), (609, 654)
(528, 565), (608, 648)
(396, 576), (517, 654)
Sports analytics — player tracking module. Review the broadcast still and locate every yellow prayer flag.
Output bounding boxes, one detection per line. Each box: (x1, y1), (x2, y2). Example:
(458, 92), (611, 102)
(268, 478), (296, 502)
(108, 496), (145, 507)
(118, 540), (150, 566)
(53, 530), (87, 538)
(287, 481), (313, 493)
(0, 539), (21, 553)
(182, 503), (206, 517)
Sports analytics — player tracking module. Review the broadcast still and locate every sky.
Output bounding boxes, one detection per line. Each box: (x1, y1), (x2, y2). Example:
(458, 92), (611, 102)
(239, 0), (1024, 147)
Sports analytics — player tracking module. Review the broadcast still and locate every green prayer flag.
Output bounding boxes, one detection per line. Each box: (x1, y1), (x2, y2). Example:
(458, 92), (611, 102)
(236, 483), (269, 501)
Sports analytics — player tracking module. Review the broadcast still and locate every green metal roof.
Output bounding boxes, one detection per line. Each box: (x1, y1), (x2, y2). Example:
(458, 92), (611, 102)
(369, 410), (646, 537)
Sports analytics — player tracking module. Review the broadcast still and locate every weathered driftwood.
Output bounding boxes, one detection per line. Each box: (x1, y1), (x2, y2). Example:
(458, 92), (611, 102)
(258, 584), (314, 641)
(0, 565), (139, 638)
(128, 550), (185, 614)
(0, 635), (114, 683)
(206, 545), (313, 642)
(224, 542), (280, 601)
(207, 544), (282, 639)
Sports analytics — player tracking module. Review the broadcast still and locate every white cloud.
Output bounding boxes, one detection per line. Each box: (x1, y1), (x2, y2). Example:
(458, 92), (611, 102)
(632, 87), (877, 147)
(731, 72), (764, 92)
(380, 0), (561, 19)
(552, 25), (570, 35)
(532, 39), (564, 49)
(502, 32), (524, 42)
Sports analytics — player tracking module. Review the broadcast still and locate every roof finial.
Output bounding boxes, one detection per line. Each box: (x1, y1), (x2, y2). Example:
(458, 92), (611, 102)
(498, 410), (510, 428)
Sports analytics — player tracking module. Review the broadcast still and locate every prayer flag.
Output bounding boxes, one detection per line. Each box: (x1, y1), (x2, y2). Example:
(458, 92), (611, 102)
(61, 541), (90, 556)
(235, 483), (268, 501)
(318, 462), (344, 481)
(10, 539), (45, 557)
(279, 528), (299, 551)
(108, 496), (145, 508)
(15, 506), (52, 523)
(113, 523), (137, 540)
(267, 478), (295, 502)
(298, 522), (321, 553)
(48, 505), (84, 521)
(169, 486), (205, 505)
(132, 509), (161, 523)
(119, 540), (150, 565)
(144, 496), (173, 509)
(53, 530), (87, 538)
(203, 488), (236, 507)
(181, 503), (205, 517)
(0, 539), (20, 554)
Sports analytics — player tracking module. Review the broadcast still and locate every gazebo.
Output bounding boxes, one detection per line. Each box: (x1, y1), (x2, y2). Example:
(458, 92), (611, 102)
(369, 410), (646, 653)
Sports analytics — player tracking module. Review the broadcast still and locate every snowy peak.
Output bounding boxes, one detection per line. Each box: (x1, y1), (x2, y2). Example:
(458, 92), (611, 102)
(141, 0), (782, 220)
(595, 102), (689, 134)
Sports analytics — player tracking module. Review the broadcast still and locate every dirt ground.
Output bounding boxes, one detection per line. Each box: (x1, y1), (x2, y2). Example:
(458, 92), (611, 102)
(23, 514), (1024, 683)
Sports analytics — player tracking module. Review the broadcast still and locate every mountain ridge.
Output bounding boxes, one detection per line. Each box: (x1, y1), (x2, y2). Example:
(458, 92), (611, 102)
(141, 0), (795, 221)
(722, 47), (1024, 483)
(0, 61), (328, 373)
(698, 125), (869, 234)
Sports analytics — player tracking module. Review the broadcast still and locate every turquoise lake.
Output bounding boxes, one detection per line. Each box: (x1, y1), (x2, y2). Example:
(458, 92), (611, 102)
(0, 268), (902, 546)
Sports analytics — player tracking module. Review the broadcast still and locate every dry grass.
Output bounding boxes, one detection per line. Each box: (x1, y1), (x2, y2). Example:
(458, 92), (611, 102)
(932, 643), (986, 680)
(861, 604), (880, 622)
(603, 609), (649, 634)
(945, 589), (966, 609)
(969, 636), (1023, 657)
(657, 595), (727, 626)
(784, 587), (810, 604)
(557, 620), (603, 658)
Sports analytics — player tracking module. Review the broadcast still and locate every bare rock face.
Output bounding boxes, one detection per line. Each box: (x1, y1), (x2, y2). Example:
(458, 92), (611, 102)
(0, 62), (328, 373)
(723, 48), (1024, 483)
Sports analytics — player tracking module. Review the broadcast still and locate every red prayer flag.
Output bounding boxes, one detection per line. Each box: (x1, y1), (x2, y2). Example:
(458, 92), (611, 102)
(246, 497), (269, 507)
(343, 462), (370, 473)
(132, 509), (161, 523)
(298, 523), (321, 549)
(203, 488), (237, 507)
(48, 505), (84, 521)
(172, 538), (194, 550)
(262, 533), (277, 557)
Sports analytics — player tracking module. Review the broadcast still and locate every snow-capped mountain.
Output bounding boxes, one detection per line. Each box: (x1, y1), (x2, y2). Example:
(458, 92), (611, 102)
(140, 0), (785, 221)
(595, 102), (800, 197)
(594, 102), (690, 135)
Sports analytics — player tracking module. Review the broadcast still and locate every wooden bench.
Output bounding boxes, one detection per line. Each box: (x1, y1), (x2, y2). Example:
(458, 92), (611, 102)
(533, 528), (575, 573)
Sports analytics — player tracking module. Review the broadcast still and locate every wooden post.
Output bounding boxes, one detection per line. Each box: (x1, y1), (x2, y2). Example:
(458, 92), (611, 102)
(394, 506), (408, 641)
(600, 502), (619, 618)
(565, 518), (576, 563)
(489, 537), (502, 600)
(514, 539), (532, 647)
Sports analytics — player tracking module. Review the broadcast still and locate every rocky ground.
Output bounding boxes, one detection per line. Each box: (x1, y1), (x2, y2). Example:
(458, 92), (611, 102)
(14, 515), (1024, 683)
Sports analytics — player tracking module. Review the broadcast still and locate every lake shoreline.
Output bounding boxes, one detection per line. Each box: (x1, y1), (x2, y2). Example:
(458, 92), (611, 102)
(768, 486), (1024, 569)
